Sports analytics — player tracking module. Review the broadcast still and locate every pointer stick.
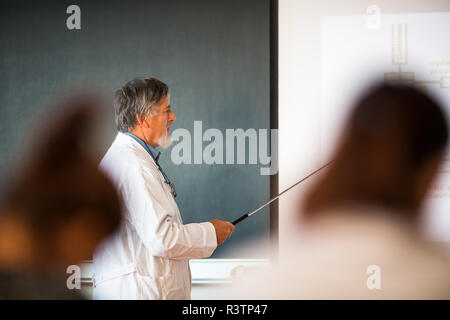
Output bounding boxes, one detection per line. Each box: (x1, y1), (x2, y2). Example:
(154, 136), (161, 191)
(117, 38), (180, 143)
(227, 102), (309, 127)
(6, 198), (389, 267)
(232, 161), (333, 225)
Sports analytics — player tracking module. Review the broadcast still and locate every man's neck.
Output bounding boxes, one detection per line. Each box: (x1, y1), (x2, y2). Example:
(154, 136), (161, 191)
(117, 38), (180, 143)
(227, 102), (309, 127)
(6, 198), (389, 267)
(129, 127), (157, 148)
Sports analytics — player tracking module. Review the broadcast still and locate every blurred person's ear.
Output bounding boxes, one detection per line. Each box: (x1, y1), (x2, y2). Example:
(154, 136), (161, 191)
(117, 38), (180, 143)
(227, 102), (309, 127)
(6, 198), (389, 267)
(55, 209), (111, 266)
(0, 214), (35, 269)
(413, 152), (444, 209)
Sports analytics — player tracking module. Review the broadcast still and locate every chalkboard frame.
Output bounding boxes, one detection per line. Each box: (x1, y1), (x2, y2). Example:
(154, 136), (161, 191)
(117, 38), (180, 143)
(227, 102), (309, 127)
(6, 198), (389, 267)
(269, 0), (279, 258)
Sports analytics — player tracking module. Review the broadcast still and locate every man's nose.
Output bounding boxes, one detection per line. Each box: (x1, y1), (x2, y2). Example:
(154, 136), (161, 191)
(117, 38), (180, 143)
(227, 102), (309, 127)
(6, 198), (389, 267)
(169, 110), (176, 122)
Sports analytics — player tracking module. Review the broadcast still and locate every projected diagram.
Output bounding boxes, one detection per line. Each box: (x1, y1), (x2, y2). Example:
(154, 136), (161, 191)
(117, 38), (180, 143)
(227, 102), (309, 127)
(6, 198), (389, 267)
(385, 24), (450, 90)
(321, 15), (450, 172)
(320, 13), (450, 241)
(384, 23), (450, 171)
(386, 23), (450, 171)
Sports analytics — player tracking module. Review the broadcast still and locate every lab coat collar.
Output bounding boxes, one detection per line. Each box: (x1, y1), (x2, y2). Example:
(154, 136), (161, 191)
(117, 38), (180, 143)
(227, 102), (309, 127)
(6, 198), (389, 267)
(120, 131), (161, 164)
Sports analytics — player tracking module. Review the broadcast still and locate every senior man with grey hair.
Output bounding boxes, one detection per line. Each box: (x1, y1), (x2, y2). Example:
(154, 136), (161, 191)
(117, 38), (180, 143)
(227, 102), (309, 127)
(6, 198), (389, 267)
(93, 77), (234, 299)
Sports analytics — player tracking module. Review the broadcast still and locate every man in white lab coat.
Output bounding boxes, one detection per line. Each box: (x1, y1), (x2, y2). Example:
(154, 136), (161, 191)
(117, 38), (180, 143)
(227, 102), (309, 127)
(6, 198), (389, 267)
(93, 77), (234, 299)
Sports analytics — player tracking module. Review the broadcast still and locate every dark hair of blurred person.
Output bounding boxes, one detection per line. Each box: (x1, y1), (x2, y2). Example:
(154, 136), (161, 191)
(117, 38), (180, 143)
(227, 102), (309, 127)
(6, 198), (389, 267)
(303, 84), (448, 222)
(0, 97), (122, 299)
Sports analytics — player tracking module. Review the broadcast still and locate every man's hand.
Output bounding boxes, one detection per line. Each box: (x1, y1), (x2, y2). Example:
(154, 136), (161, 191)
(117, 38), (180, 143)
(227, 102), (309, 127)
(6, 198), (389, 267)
(209, 219), (235, 245)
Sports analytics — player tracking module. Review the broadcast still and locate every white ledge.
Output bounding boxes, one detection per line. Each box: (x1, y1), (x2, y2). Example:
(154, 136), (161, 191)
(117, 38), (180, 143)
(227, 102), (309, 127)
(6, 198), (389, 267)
(79, 258), (269, 285)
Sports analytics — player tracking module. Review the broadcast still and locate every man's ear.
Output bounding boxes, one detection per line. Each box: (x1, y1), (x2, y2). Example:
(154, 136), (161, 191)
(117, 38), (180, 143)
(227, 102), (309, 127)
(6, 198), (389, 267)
(136, 114), (150, 128)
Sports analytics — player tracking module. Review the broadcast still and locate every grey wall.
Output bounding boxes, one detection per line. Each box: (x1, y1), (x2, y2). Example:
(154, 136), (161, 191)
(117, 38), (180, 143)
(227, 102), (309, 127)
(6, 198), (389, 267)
(0, 0), (271, 258)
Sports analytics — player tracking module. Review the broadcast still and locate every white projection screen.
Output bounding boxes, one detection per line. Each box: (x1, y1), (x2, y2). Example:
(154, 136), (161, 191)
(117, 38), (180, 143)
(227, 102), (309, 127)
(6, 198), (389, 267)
(278, 0), (450, 252)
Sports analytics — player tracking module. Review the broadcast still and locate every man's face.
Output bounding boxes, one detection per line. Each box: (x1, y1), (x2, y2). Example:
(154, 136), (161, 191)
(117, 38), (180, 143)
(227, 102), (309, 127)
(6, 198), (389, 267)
(145, 95), (176, 147)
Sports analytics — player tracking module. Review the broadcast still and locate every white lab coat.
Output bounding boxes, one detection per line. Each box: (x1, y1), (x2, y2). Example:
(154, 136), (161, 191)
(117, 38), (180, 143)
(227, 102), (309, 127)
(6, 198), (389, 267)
(93, 132), (217, 299)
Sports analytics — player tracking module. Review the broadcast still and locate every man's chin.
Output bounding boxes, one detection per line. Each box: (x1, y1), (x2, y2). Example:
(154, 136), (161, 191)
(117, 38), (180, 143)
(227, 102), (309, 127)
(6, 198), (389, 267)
(157, 134), (173, 149)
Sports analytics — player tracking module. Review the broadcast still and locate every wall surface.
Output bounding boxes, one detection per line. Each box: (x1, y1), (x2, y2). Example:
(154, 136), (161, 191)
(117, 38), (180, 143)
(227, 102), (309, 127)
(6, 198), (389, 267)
(278, 0), (450, 261)
(0, 0), (272, 258)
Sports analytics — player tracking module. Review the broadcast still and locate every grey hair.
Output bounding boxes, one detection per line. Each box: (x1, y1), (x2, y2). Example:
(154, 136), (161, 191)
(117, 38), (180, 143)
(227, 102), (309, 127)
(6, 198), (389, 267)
(114, 77), (169, 132)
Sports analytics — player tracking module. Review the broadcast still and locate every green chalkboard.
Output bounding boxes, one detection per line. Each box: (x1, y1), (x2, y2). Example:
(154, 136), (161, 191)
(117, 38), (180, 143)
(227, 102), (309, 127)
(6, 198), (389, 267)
(0, 0), (271, 258)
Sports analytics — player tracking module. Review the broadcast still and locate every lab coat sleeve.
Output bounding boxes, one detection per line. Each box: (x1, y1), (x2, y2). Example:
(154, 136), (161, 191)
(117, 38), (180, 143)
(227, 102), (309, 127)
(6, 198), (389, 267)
(120, 167), (218, 260)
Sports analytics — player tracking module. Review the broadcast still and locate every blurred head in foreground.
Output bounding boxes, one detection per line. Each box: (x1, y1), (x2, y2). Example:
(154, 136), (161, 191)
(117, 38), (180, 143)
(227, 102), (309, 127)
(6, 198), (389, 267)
(226, 84), (450, 300)
(303, 84), (448, 222)
(0, 96), (122, 279)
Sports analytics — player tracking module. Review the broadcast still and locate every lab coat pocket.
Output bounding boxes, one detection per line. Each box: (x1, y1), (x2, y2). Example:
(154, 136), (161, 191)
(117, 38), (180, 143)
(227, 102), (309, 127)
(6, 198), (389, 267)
(94, 263), (137, 286)
(135, 273), (168, 299)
